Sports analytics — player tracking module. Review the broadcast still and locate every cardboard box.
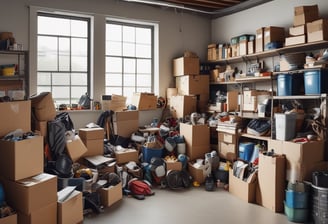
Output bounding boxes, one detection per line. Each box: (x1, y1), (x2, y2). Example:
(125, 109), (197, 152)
(175, 75), (209, 95)
(30, 92), (56, 121)
(17, 202), (57, 224)
(268, 139), (324, 182)
(79, 127), (104, 140)
(256, 153), (286, 213)
(243, 90), (270, 112)
(0, 213), (17, 224)
(65, 135), (88, 162)
(179, 123), (210, 161)
(98, 182), (123, 207)
(248, 40), (255, 54)
(218, 132), (236, 144)
(165, 161), (182, 171)
(169, 95), (197, 119)
(264, 26), (285, 47)
(173, 56), (200, 77)
(218, 141), (237, 161)
(166, 88), (178, 106)
(228, 169), (257, 203)
(115, 149), (139, 164)
(226, 91), (239, 112)
(2, 173), (57, 214)
(131, 93), (157, 111)
(0, 100), (31, 137)
(188, 162), (205, 184)
(113, 110), (139, 138)
(81, 138), (104, 157)
(57, 190), (83, 224)
(239, 40), (248, 56)
(289, 25), (306, 36)
(294, 5), (319, 26)
(256, 27), (264, 53)
(0, 136), (43, 181)
(285, 35), (306, 46)
(33, 120), (47, 138)
(307, 19), (328, 42)
(207, 44), (217, 61)
(101, 94), (127, 112)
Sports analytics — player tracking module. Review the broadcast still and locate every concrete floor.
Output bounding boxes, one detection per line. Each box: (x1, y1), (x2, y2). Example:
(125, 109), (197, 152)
(83, 186), (299, 224)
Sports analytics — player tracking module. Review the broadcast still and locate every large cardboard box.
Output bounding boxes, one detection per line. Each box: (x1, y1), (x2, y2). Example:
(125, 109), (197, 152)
(226, 90), (239, 112)
(179, 123), (210, 161)
(30, 92), (56, 121)
(101, 94), (127, 112)
(115, 149), (139, 164)
(81, 138), (104, 157)
(170, 95), (197, 119)
(256, 153), (286, 213)
(218, 131), (237, 160)
(294, 5), (319, 26)
(289, 25), (306, 36)
(65, 135), (88, 162)
(0, 136), (43, 181)
(0, 213), (17, 224)
(175, 75), (209, 95)
(285, 35), (306, 46)
(263, 26), (285, 48)
(256, 27), (264, 53)
(307, 19), (328, 42)
(131, 93), (157, 111)
(57, 190), (83, 224)
(173, 56), (200, 77)
(0, 100), (31, 137)
(268, 139), (325, 182)
(98, 182), (123, 207)
(79, 127), (104, 140)
(113, 110), (139, 138)
(2, 173), (57, 214)
(17, 202), (57, 224)
(166, 161), (182, 171)
(188, 162), (205, 184)
(228, 169), (257, 203)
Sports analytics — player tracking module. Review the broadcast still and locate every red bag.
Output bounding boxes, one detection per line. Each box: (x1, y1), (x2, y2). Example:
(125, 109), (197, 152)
(128, 179), (154, 196)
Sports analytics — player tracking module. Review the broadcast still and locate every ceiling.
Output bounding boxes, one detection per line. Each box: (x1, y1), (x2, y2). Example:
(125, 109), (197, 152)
(121, 0), (273, 18)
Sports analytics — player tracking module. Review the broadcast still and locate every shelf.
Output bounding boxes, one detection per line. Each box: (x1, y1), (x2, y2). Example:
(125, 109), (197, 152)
(273, 94), (327, 100)
(273, 67), (327, 76)
(210, 75), (271, 85)
(241, 133), (271, 141)
(0, 50), (28, 55)
(207, 41), (328, 65)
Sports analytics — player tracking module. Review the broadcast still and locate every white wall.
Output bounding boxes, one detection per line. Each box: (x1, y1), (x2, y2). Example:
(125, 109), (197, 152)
(211, 0), (328, 43)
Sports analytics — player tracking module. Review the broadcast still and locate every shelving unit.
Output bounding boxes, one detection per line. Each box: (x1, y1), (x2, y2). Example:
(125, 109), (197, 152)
(0, 50), (29, 99)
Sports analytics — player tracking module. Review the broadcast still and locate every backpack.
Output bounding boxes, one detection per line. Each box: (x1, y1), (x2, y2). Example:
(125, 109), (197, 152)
(165, 170), (192, 190)
(128, 178), (154, 197)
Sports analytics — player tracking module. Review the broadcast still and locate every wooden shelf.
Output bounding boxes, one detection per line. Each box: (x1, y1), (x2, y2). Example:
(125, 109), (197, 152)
(210, 75), (271, 85)
(240, 133), (271, 141)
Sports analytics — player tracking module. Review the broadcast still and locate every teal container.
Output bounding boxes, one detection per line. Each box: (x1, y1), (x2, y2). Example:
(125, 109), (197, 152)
(285, 190), (309, 209)
(284, 201), (309, 223)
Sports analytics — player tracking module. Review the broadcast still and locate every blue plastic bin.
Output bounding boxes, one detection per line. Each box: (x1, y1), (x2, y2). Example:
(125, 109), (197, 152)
(285, 190), (309, 209)
(142, 145), (164, 163)
(277, 74), (303, 96)
(239, 142), (255, 162)
(304, 69), (328, 95)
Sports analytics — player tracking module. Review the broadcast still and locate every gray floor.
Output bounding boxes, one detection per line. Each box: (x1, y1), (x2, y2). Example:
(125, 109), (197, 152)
(83, 186), (298, 224)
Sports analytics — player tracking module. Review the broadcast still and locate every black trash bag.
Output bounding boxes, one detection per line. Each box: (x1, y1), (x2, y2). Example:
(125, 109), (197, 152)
(78, 92), (91, 109)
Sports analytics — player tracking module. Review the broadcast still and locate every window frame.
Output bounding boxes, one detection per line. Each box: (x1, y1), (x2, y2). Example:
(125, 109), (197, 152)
(36, 12), (91, 106)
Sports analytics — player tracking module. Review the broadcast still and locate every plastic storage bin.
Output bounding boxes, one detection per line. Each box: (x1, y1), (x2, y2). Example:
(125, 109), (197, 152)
(238, 142), (255, 162)
(304, 69), (328, 95)
(277, 74), (303, 96)
(285, 190), (309, 209)
(142, 142), (164, 163)
(275, 113), (297, 141)
(284, 202), (309, 223)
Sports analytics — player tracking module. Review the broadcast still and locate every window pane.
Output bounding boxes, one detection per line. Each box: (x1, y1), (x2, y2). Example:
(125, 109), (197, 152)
(72, 38), (87, 56)
(136, 27), (151, 44)
(137, 87), (151, 92)
(106, 24), (122, 41)
(52, 73), (70, 85)
(38, 36), (58, 71)
(137, 59), (151, 73)
(72, 56), (87, 71)
(106, 40), (121, 56)
(37, 86), (51, 93)
(124, 74), (135, 86)
(72, 86), (87, 98)
(59, 37), (70, 71)
(37, 72), (51, 85)
(123, 26), (135, 43)
(123, 42), (135, 57)
(124, 58), (135, 73)
(71, 73), (88, 85)
(106, 73), (122, 86)
(136, 44), (151, 58)
(106, 87), (122, 95)
(106, 57), (122, 73)
(38, 16), (70, 36)
(52, 86), (69, 98)
(123, 87), (135, 99)
(71, 20), (88, 37)
(137, 74), (151, 86)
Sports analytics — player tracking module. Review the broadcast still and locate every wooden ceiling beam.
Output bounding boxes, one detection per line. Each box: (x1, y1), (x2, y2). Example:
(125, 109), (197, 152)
(165, 0), (240, 9)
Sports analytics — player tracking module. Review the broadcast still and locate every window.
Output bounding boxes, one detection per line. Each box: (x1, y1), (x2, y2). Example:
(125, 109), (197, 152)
(105, 21), (154, 101)
(37, 13), (90, 106)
